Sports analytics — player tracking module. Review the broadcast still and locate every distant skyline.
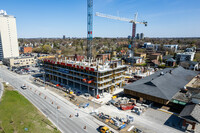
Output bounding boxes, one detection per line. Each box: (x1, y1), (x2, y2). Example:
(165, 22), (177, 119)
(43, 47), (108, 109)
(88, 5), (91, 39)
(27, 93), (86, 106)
(1, 0), (200, 38)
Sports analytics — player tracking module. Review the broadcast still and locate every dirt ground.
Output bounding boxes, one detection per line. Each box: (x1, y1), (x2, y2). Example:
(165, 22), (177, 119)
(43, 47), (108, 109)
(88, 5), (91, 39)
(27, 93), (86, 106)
(32, 80), (101, 109)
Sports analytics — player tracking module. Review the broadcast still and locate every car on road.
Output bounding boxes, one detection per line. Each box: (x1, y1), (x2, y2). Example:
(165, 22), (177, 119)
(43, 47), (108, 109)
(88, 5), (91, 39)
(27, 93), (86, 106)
(98, 126), (114, 133)
(21, 85), (27, 90)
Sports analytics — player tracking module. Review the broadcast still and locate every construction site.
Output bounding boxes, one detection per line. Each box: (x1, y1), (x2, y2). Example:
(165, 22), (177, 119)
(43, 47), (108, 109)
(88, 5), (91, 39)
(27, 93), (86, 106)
(43, 57), (127, 97)
(41, 0), (148, 98)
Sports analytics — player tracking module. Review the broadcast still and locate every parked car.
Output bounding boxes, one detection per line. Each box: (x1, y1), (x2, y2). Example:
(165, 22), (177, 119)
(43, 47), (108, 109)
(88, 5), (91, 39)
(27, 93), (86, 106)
(106, 100), (117, 106)
(79, 103), (89, 108)
(76, 91), (81, 96)
(133, 128), (143, 133)
(84, 93), (91, 97)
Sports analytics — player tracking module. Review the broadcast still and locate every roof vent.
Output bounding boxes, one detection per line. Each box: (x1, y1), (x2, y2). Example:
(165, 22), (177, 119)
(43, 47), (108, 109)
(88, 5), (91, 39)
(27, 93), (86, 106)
(160, 72), (164, 75)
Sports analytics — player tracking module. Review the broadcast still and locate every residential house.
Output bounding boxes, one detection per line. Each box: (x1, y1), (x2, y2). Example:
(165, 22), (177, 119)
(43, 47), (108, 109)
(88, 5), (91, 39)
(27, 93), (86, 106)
(165, 58), (176, 67)
(96, 53), (111, 63)
(179, 61), (199, 71)
(135, 53), (147, 59)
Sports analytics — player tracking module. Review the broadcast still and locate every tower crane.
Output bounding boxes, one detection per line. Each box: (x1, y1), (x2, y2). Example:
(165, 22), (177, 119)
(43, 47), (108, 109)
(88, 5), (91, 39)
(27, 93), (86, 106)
(95, 12), (147, 58)
(87, 0), (93, 59)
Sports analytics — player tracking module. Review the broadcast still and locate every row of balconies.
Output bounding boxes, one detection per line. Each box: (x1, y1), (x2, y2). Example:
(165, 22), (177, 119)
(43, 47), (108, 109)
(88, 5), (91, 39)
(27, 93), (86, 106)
(45, 67), (124, 85)
(46, 70), (124, 90)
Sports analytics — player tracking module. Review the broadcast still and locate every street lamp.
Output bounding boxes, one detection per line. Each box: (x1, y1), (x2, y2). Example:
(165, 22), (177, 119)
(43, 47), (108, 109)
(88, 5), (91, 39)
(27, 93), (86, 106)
(92, 89), (95, 112)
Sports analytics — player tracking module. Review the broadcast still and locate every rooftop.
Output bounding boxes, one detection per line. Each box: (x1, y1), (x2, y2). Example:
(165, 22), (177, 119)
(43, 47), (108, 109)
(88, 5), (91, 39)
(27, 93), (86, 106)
(44, 58), (126, 73)
(0, 10), (14, 18)
(124, 66), (199, 101)
(4, 56), (34, 60)
(177, 52), (195, 55)
(179, 104), (200, 123)
(151, 53), (161, 56)
(166, 58), (176, 62)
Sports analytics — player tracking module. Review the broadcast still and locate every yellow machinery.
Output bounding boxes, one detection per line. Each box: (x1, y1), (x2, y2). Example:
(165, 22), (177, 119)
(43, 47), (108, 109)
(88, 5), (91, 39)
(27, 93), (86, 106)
(100, 126), (111, 133)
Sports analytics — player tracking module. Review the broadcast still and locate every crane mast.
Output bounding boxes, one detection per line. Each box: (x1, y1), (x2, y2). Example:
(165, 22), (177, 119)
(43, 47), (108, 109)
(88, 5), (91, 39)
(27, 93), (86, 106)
(87, 0), (93, 59)
(95, 12), (147, 58)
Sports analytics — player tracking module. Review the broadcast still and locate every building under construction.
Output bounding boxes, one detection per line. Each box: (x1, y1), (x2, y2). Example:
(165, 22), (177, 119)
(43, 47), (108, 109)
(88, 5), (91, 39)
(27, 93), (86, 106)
(43, 57), (127, 97)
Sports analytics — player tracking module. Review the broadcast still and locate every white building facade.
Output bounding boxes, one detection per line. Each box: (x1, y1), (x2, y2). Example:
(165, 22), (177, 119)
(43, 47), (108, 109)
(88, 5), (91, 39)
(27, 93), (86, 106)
(176, 52), (195, 63)
(0, 10), (19, 60)
(163, 44), (178, 52)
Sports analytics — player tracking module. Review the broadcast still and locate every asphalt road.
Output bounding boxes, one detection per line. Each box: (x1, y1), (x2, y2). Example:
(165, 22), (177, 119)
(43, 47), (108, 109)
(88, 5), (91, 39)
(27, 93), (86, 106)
(0, 67), (117, 133)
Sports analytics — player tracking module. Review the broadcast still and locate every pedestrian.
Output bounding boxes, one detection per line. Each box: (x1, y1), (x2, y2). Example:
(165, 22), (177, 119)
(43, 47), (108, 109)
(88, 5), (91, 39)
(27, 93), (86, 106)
(77, 113), (79, 117)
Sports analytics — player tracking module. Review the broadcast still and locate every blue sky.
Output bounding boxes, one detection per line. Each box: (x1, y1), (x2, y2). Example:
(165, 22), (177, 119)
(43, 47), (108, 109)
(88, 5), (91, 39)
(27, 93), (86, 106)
(1, 0), (200, 38)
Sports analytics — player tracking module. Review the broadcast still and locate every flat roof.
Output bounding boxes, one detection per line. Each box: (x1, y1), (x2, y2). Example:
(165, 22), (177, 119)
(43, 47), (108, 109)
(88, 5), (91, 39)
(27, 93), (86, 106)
(44, 58), (126, 73)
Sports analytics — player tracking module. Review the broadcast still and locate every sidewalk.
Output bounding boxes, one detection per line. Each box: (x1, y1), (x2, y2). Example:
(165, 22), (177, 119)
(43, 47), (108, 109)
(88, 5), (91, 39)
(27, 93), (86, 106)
(92, 88), (124, 105)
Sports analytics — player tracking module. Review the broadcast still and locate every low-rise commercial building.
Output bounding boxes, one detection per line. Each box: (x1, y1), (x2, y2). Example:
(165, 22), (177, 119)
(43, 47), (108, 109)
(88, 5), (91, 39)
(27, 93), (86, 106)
(124, 67), (198, 105)
(43, 58), (127, 97)
(3, 56), (35, 67)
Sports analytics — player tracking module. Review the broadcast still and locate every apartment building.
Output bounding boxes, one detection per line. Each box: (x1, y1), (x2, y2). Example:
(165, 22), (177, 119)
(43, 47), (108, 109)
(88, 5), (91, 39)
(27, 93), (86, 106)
(43, 58), (127, 96)
(0, 10), (19, 60)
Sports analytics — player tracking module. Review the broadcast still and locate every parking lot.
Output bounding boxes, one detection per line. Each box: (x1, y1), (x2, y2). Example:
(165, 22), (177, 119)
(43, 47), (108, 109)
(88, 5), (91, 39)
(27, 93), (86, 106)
(7, 64), (42, 75)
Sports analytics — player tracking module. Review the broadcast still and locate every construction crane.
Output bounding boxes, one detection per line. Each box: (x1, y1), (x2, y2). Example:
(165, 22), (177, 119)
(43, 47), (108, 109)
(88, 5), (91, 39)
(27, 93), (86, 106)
(95, 12), (147, 57)
(87, 0), (93, 59)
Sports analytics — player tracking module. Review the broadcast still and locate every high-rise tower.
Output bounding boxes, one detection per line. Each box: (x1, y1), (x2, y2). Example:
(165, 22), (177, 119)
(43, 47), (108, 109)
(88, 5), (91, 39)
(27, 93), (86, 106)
(87, 0), (93, 59)
(0, 10), (19, 60)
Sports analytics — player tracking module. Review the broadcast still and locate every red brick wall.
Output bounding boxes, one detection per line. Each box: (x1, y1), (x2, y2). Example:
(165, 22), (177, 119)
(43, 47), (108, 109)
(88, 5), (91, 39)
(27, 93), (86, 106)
(23, 47), (32, 53)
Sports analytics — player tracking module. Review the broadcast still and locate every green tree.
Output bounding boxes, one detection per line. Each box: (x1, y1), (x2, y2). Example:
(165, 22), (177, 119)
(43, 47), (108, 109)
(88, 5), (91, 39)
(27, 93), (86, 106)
(32, 47), (42, 53)
(42, 45), (52, 54)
